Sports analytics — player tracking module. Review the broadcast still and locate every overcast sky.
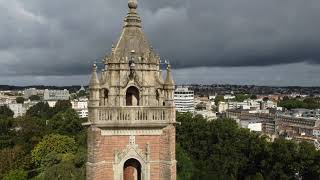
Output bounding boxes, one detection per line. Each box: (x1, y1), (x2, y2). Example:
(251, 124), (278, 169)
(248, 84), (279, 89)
(0, 0), (319, 86)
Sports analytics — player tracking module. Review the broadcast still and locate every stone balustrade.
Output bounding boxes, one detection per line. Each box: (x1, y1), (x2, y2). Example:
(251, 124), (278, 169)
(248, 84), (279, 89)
(93, 106), (175, 127)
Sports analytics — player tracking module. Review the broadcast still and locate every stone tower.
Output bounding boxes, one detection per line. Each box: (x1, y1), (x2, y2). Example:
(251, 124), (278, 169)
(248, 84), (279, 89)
(84, 0), (177, 179)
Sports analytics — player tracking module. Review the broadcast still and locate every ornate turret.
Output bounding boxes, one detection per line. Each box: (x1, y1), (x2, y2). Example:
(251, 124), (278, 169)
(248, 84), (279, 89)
(165, 64), (175, 87)
(164, 64), (175, 106)
(88, 64), (100, 123)
(89, 64), (100, 88)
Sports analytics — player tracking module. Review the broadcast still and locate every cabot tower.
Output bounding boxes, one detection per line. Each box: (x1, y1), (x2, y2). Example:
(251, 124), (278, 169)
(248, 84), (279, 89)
(84, 0), (177, 179)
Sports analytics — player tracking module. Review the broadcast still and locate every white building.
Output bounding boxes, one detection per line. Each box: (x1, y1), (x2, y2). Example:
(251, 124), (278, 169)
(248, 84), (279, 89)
(8, 103), (27, 118)
(195, 110), (217, 121)
(313, 128), (320, 137)
(44, 89), (70, 101)
(240, 119), (263, 132)
(174, 87), (194, 113)
(71, 98), (88, 118)
(47, 100), (57, 107)
(217, 99), (276, 113)
(24, 88), (44, 99)
(224, 95), (235, 100)
(75, 109), (89, 118)
(218, 101), (229, 113)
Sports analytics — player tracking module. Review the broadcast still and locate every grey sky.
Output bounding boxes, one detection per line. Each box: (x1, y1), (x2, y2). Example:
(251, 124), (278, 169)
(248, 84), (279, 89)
(0, 0), (319, 85)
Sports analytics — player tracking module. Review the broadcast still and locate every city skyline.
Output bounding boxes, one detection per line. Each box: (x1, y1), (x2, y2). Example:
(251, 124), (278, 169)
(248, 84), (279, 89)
(1, 0), (320, 86)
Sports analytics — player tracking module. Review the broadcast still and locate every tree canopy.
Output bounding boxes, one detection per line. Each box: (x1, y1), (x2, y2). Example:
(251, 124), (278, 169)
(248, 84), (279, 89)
(16, 97), (25, 104)
(29, 95), (41, 101)
(0, 106), (14, 118)
(214, 95), (225, 106)
(278, 97), (320, 110)
(31, 134), (76, 166)
(176, 112), (320, 180)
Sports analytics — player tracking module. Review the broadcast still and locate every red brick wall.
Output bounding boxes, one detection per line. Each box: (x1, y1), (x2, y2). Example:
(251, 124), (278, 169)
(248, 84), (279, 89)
(87, 125), (176, 180)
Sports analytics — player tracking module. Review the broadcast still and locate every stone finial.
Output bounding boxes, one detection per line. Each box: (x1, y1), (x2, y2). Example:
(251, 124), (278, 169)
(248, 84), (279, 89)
(128, 0), (138, 9)
(89, 63), (100, 88)
(124, 0), (141, 28)
(100, 69), (105, 83)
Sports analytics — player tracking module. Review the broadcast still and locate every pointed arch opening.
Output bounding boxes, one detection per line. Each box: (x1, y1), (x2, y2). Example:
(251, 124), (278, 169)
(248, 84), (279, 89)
(101, 89), (109, 106)
(156, 89), (160, 106)
(123, 158), (141, 180)
(126, 86), (140, 106)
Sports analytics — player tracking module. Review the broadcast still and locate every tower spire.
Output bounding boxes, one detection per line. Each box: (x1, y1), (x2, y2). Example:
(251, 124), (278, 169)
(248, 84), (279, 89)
(165, 64), (175, 86)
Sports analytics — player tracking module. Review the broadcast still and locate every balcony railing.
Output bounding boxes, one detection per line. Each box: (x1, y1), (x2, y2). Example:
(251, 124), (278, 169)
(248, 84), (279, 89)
(93, 106), (175, 127)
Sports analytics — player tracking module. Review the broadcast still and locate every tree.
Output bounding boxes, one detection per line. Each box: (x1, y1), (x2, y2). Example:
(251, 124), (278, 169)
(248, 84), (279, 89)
(3, 169), (27, 180)
(31, 134), (76, 166)
(175, 112), (320, 180)
(35, 162), (85, 180)
(16, 97), (25, 104)
(29, 95), (41, 101)
(77, 90), (87, 98)
(0, 106), (14, 118)
(0, 145), (31, 177)
(195, 103), (206, 111)
(14, 116), (48, 151)
(0, 117), (14, 149)
(52, 100), (72, 114)
(263, 97), (269, 102)
(47, 109), (84, 136)
(177, 144), (194, 180)
(235, 94), (250, 102)
(250, 95), (257, 100)
(282, 96), (290, 101)
(215, 95), (225, 106)
(26, 102), (52, 119)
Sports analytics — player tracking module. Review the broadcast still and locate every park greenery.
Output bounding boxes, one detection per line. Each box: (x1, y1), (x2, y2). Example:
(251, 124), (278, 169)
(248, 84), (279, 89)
(278, 97), (320, 110)
(176, 113), (320, 180)
(16, 97), (25, 104)
(0, 101), (86, 180)
(0, 102), (320, 179)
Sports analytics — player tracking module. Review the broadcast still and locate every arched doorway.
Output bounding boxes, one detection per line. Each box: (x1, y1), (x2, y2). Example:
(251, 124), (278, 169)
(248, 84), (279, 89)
(126, 86), (139, 106)
(123, 158), (141, 180)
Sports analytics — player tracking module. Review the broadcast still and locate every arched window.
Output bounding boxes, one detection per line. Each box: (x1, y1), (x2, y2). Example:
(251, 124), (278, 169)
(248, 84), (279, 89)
(156, 90), (160, 105)
(126, 86), (139, 106)
(123, 158), (141, 180)
(102, 89), (109, 106)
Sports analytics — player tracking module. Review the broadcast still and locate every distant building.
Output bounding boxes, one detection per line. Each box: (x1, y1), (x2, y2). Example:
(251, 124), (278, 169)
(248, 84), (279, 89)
(209, 95), (216, 101)
(47, 100), (57, 107)
(218, 101), (229, 113)
(224, 95), (235, 100)
(43, 89), (70, 101)
(174, 87), (194, 113)
(276, 115), (320, 137)
(227, 108), (320, 139)
(75, 109), (88, 118)
(71, 98), (88, 118)
(285, 109), (320, 119)
(24, 88), (43, 99)
(240, 118), (263, 132)
(8, 103), (27, 118)
(196, 110), (217, 121)
(217, 99), (277, 113)
(313, 127), (320, 137)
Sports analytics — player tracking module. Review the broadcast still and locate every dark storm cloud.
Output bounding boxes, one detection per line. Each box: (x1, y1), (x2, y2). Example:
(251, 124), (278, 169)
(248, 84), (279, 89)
(0, 0), (320, 76)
